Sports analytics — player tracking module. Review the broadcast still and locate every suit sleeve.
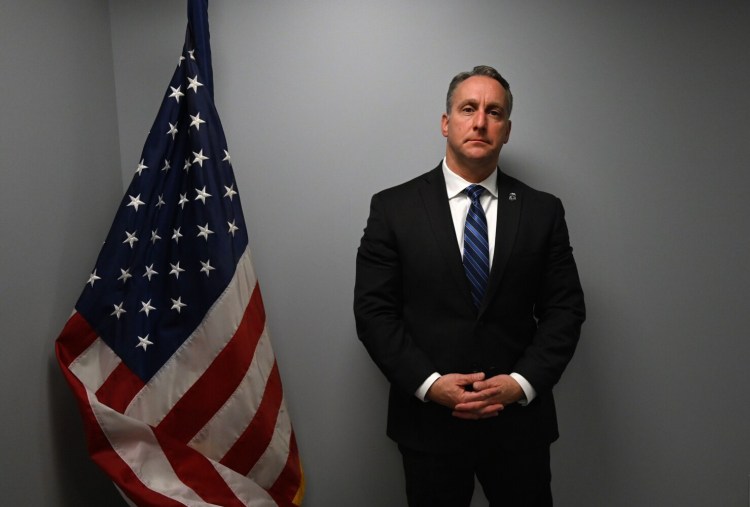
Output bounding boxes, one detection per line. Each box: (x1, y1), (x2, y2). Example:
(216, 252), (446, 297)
(354, 193), (437, 395)
(513, 198), (586, 394)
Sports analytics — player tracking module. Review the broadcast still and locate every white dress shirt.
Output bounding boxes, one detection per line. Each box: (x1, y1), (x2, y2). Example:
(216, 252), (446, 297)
(414, 159), (536, 405)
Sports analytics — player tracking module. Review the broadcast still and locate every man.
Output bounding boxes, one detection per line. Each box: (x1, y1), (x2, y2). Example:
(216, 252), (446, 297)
(354, 65), (585, 506)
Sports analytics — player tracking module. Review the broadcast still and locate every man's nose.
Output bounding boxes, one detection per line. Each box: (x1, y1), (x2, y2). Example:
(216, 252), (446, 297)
(473, 111), (487, 129)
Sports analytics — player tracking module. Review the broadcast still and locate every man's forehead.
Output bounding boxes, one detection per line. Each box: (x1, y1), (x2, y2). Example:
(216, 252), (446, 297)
(453, 76), (507, 104)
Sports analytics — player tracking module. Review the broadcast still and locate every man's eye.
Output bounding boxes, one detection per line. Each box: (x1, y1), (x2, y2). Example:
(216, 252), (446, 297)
(462, 107), (474, 113)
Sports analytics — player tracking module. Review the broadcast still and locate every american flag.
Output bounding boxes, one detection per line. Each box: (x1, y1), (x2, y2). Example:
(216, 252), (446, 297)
(54, 1), (304, 505)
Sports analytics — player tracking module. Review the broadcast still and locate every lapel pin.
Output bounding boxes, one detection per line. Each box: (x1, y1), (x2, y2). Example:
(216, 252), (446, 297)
(508, 192), (517, 201)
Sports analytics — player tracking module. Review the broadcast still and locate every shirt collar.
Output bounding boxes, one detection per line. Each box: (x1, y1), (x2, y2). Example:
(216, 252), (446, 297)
(442, 157), (498, 199)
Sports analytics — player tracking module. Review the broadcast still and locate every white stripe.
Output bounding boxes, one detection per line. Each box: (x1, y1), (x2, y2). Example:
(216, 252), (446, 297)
(248, 395), (293, 489)
(125, 246), (257, 424)
(69, 337), (122, 392)
(210, 461), (278, 507)
(189, 326), (275, 459)
(87, 389), (218, 506)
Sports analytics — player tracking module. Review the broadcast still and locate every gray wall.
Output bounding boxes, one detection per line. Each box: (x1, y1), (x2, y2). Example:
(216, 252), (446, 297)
(0, 0), (126, 505)
(2, 1), (748, 506)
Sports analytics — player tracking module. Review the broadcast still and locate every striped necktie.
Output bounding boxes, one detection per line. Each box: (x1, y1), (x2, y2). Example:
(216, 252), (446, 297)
(463, 184), (490, 307)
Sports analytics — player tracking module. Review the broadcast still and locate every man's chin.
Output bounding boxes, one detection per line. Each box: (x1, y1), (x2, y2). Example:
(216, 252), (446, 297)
(460, 149), (498, 164)
(462, 142), (497, 154)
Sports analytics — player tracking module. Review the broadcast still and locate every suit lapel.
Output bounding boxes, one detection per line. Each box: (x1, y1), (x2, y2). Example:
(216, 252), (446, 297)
(479, 170), (521, 315)
(418, 165), (474, 301)
(418, 165), (523, 316)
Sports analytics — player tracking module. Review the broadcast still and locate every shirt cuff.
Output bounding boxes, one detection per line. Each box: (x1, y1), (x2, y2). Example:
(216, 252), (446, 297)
(414, 372), (441, 402)
(510, 372), (536, 405)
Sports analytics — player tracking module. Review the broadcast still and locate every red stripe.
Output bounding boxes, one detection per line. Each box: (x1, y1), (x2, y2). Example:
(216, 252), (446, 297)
(153, 429), (246, 507)
(220, 361), (283, 475)
(95, 362), (146, 414)
(56, 313), (146, 415)
(55, 286), (301, 504)
(268, 431), (304, 506)
(55, 352), (184, 507)
(157, 283), (265, 442)
(55, 312), (99, 367)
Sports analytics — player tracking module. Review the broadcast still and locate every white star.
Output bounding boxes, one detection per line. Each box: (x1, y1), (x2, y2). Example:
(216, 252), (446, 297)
(224, 184), (237, 201)
(228, 220), (239, 236)
(192, 149), (208, 167)
(200, 259), (215, 277)
(195, 186), (212, 204)
(187, 75), (203, 93)
(222, 149), (231, 164)
(190, 112), (205, 131)
(111, 302), (126, 319)
(169, 85), (184, 103)
(183, 157), (191, 171)
(150, 229), (161, 244)
(139, 299), (156, 316)
(178, 54), (186, 66)
(161, 159), (171, 172)
(135, 159), (148, 176)
(171, 297), (187, 313)
(156, 194), (166, 208)
(136, 334), (153, 350)
(188, 49), (196, 60)
(172, 227), (183, 243)
(123, 231), (138, 248)
(178, 193), (189, 208)
(118, 268), (132, 283)
(197, 223), (214, 241)
(127, 194), (145, 212)
(169, 262), (185, 279)
(167, 122), (178, 139)
(87, 270), (101, 287)
(143, 264), (158, 281)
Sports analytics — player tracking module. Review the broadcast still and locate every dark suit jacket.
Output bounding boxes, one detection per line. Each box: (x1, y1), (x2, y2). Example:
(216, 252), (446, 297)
(354, 164), (585, 453)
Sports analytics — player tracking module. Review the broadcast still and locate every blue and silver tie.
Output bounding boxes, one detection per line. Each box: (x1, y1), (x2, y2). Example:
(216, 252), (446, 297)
(463, 184), (490, 308)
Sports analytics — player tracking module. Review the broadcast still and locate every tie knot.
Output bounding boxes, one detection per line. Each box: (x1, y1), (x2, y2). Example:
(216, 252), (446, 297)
(465, 184), (485, 203)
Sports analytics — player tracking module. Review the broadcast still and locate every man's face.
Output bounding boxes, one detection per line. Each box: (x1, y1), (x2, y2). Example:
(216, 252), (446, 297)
(442, 76), (512, 172)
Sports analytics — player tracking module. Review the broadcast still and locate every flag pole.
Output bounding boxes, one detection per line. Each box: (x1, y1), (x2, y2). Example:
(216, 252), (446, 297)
(188, 0), (214, 98)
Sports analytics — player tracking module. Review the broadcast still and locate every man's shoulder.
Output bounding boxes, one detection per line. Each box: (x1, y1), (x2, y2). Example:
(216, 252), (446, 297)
(370, 164), (564, 208)
(372, 164), (443, 200)
(499, 171), (561, 206)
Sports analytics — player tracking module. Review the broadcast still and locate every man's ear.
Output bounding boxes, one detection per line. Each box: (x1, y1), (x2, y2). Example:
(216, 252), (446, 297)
(441, 113), (449, 138)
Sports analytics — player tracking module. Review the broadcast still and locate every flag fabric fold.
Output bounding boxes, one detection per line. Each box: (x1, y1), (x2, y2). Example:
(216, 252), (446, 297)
(55, 1), (304, 505)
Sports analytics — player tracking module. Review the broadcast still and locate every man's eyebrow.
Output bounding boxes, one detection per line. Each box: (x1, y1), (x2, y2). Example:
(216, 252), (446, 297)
(457, 98), (505, 109)
(457, 99), (487, 112)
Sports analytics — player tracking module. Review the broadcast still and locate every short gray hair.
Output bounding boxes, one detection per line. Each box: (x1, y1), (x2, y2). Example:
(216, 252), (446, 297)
(445, 65), (513, 118)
